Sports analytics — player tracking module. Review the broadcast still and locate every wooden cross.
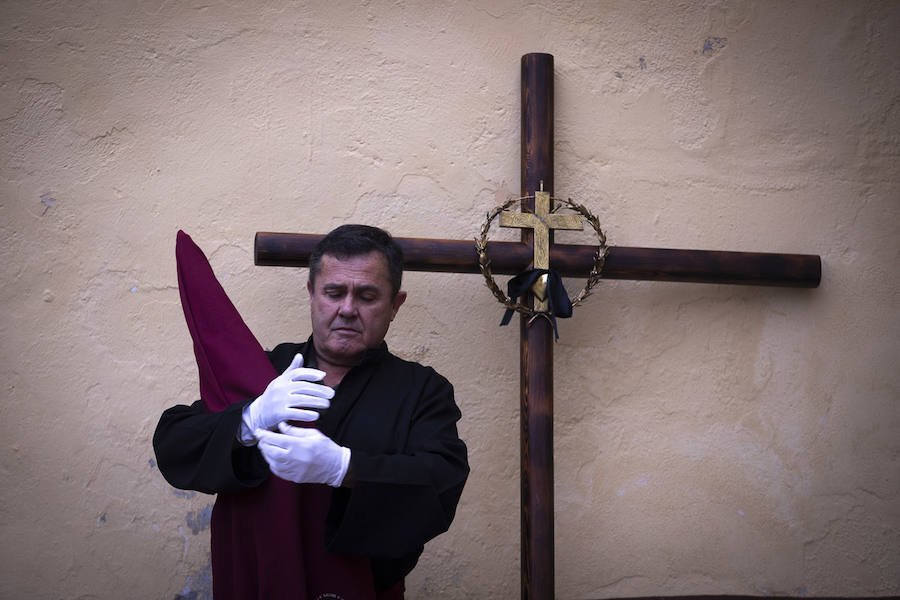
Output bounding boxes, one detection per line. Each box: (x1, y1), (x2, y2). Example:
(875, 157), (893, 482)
(254, 53), (820, 600)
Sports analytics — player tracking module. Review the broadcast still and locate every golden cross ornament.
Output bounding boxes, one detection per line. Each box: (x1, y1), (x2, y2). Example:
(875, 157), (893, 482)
(499, 183), (583, 310)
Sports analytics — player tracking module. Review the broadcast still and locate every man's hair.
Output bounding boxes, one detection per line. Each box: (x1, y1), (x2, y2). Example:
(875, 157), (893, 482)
(309, 224), (404, 296)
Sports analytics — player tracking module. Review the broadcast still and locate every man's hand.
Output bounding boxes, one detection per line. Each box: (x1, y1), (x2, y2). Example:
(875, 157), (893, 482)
(255, 423), (351, 487)
(239, 353), (334, 444)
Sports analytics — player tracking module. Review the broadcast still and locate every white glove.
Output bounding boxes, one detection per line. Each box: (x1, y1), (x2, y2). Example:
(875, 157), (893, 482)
(255, 423), (351, 487)
(238, 353), (334, 445)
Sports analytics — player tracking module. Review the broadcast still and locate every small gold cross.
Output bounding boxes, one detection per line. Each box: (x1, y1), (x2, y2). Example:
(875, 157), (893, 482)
(500, 183), (583, 310)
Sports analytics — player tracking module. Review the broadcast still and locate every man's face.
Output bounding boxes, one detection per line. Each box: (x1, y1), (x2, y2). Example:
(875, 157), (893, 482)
(307, 251), (406, 367)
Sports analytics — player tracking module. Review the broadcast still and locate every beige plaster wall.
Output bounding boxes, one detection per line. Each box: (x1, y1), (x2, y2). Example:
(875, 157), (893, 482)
(2, 1), (898, 598)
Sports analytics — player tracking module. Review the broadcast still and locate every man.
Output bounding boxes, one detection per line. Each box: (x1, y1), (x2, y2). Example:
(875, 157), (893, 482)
(154, 225), (469, 598)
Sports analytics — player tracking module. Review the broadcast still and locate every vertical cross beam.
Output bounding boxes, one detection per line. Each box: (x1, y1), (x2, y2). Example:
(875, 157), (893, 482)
(519, 52), (555, 600)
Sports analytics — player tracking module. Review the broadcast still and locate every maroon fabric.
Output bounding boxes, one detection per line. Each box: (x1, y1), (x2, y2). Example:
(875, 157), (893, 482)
(176, 230), (381, 600)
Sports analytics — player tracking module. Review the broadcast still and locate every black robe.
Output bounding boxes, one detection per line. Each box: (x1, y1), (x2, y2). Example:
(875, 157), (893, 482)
(153, 338), (469, 592)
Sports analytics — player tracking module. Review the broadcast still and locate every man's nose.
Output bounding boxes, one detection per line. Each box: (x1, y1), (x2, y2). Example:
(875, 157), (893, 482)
(338, 295), (358, 317)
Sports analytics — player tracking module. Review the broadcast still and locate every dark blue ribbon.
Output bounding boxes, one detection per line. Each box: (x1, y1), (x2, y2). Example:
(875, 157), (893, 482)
(500, 269), (573, 340)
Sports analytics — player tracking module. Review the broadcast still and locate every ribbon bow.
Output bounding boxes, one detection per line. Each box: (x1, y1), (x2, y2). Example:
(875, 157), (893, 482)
(499, 269), (573, 340)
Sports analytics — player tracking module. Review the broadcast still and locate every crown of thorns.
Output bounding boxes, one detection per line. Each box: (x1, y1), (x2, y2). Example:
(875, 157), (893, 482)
(475, 195), (609, 318)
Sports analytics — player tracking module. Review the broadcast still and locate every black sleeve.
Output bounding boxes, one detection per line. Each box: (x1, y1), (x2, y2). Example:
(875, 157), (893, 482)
(152, 399), (269, 494)
(325, 370), (469, 560)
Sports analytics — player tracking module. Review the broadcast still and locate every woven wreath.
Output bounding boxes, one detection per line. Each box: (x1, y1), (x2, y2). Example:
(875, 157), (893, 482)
(475, 195), (609, 318)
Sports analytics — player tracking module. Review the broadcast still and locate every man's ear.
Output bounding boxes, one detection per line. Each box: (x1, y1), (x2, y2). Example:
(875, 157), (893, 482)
(307, 279), (313, 295)
(390, 291), (407, 321)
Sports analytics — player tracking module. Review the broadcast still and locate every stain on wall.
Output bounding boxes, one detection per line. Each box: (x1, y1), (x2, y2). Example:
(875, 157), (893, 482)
(174, 560), (213, 600)
(185, 504), (213, 536)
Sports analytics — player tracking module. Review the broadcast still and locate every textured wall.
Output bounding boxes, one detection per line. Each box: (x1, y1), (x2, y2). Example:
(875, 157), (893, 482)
(2, 1), (898, 598)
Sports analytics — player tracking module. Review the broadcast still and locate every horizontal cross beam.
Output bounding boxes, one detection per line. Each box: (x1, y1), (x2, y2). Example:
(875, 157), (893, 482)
(255, 232), (821, 288)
